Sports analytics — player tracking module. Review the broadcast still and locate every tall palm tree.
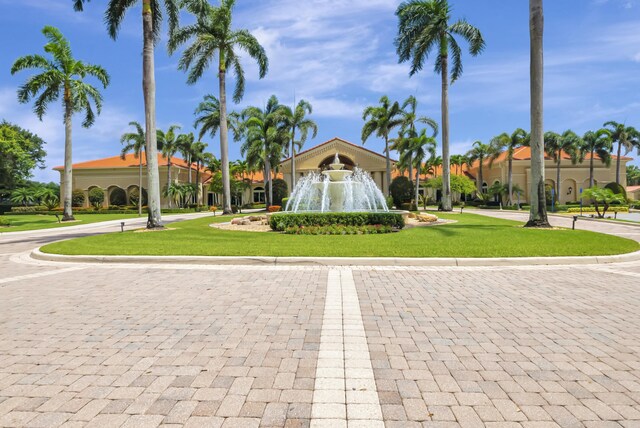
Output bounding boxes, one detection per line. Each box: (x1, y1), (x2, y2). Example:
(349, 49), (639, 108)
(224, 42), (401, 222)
(11, 26), (109, 221)
(526, 0), (549, 227)
(489, 128), (528, 206)
(194, 94), (221, 142)
(396, 0), (484, 211)
(280, 99), (318, 190)
(168, 0), (268, 215)
(120, 121), (146, 216)
(580, 129), (612, 188)
(400, 129), (437, 207)
(157, 125), (181, 207)
(466, 140), (492, 194)
(603, 121), (640, 185)
(240, 96), (289, 207)
(178, 132), (197, 184)
(398, 95), (438, 180)
(362, 95), (404, 194)
(74, 0), (179, 229)
(544, 130), (581, 200)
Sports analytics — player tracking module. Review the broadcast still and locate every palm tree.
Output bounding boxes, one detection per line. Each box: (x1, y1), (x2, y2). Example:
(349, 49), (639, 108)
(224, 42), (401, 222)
(395, 0), (484, 211)
(280, 100), (318, 190)
(628, 165), (640, 185)
(362, 96), (404, 194)
(603, 121), (640, 185)
(74, 0), (179, 229)
(168, 0), (268, 215)
(398, 95), (438, 179)
(580, 129), (612, 188)
(10, 188), (35, 207)
(194, 94), (221, 141)
(489, 128), (528, 206)
(157, 125), (181, 207)
(190, 141), (208, 206)
(465, 140), (493, 194)
(11, 26), (109, 221)
(178, 132), (196, 184)
(544, 130), (581, 201)
(526, 0), (549, 227)
(424, 155), (442, 177)
(120, 121), (146, 216)
(400, 129), (437, 207)
(240, 96), (289, 207)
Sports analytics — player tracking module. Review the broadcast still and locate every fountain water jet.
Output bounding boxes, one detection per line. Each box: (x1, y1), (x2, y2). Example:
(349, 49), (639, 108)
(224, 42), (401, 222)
(285, 153), (389, 213)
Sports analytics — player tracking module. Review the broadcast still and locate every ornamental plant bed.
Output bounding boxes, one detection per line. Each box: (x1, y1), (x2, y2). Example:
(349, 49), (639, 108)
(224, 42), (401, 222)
(284, 224), (393, 235)
(269, 212), (405, 231)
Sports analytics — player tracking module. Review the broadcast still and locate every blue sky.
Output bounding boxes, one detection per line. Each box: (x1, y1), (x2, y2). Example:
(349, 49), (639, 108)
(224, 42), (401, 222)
(1, 0), (639, 183)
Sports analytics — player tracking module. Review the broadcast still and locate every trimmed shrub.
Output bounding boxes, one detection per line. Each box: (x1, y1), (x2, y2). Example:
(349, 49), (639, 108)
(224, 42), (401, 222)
(284, 224), (393, 235)
(604, 182), (627, 201)
(109, 187), (127, 206)
(88, 188), (105, 208)
(269, 212), (405, 231)
(0, 217), (10, 227)
(272, 178), (288, 206)
(72, 190), (85, 207)
(567, 206), (629, 213)
(11, 206), (46, 213)
(281, 197), (289, 209)
(389, 176), (413, 208)
(128, 187), (148, 207)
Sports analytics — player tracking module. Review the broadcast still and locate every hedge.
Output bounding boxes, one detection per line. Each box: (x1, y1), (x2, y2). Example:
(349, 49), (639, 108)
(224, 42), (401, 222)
(4, 207), (212, 216)
(0, 217), (10, 226)
(269, 212), (405, 231)
(568, 206), (629, 213)
(284, 224), (393, 235)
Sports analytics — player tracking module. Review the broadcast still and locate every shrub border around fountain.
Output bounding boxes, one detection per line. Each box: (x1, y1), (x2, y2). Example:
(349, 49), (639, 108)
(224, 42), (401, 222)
(269, 212), (405, 232)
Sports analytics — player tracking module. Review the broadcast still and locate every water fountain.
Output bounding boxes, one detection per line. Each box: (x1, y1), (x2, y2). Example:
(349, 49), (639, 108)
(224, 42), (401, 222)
(285, 153), (389, 213)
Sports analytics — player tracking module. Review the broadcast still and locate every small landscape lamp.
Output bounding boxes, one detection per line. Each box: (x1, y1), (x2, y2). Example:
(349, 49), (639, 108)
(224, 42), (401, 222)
(572, 215), (578, 230)
(120, 222), (125, 232)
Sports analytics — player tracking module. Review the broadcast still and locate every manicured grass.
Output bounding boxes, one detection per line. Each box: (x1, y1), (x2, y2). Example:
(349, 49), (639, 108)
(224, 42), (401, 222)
(0, 213), (141, 232)
(41, 212), (639, 258)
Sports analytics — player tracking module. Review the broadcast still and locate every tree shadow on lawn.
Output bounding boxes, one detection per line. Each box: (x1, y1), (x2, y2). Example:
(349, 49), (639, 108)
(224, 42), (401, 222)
(416, 224), (508, 238)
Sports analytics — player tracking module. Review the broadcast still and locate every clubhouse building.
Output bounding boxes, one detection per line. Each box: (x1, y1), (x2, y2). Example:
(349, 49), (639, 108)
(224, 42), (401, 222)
(56, 137), (633, 208)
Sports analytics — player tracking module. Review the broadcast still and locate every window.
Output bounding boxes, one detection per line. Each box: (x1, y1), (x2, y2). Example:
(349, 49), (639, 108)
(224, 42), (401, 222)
(253, 187), (265, 203)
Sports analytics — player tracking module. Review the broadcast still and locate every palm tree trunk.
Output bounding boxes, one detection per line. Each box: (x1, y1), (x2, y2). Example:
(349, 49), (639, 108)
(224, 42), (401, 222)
(195, 161), (201, 206)
(138, 155), (142, 216)
(384, 135), (391, 196)
(408, 155), (413, 182)
(440, 50), (452, 211)
(415, 166), (420, 210)
(478, 163), (484, 195)
(589, 151), (595, 188)
(525, 0), (550, 227)
(218, 64), (232, 214)
(615, 141), (622, 184)
(62, 96), (74, 221)
(556, 154), (561, 203)
(291, 128), (296, 190)
(266, 159), (273, 207)
(167, 160), (172, 208)
(142, 1), (163, 228)
(507, 157), (513, 206)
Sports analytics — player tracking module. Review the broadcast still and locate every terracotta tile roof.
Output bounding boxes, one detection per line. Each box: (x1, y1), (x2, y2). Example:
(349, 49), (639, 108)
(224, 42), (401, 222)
(54, 152), (206, 172)
(626, 185), (640, 193)
(281, 137), (398, 163)
(467, 147), (633, 169)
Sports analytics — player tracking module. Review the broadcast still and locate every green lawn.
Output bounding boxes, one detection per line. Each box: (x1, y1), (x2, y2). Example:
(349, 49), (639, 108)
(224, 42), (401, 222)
(40, 212), (639, 258)
(0, 213), (141, 233)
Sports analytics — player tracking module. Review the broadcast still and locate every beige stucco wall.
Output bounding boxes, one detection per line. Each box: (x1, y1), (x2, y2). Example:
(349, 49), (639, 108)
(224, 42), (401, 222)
(467, 158), (628, 203)
(59, 165), (204, 209)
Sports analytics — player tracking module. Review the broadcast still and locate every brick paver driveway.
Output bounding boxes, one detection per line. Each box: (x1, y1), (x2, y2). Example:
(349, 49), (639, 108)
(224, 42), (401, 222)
(1, 213), (639, 427)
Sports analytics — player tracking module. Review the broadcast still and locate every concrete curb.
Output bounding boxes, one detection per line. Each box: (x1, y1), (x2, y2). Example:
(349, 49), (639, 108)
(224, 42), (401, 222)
(30, 247), (640, 267)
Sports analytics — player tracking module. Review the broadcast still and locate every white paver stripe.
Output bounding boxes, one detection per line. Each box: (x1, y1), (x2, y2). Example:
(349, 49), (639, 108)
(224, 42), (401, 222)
(0, 266), (85, 284)
(311, 269), (383, 428)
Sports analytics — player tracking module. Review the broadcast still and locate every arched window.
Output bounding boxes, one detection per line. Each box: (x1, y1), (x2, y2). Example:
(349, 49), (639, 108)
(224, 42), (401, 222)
(481, 182), (488, 193)
(253, 187), (265, 203)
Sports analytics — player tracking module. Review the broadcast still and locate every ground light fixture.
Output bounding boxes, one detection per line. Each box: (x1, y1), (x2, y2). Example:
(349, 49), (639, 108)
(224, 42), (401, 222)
(120, 222), (125, 232)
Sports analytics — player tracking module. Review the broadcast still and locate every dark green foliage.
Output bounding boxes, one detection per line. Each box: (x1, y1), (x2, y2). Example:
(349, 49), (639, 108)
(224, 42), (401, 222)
(284, 224), (393, 235)
(269, 212), (405, 231)
(281, 197), (289, 209)
(0, 121), (47, 191)
(604, 182), (627, 200)
(272, 178), (288, 205)
(389, 176), (413, 208)
(0, 217), (10, 227)
(400, 203), (418, 211)
(109, 187), (127, 206)
(72, 190), (85, 207)
(88, 188), (105, 208)
(128, 187), (148, 206)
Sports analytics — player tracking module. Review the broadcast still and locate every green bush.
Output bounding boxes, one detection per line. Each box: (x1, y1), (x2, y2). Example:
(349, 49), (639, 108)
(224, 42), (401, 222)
(269, 212), (405, 231)
(567, 206), (629, 213)
(389, 176), (413, 208)
(385, 196), (394, 209)
(281, 197), (289, 209)
(271, 178), (288, 206)
(11, 206), (46, 213)
(128, 187), (148, 207)
(72, 190), (85, 207)
(604, 182), (627, 201)
(88, 188), (105, 208)
(284, 224), (393, 235)
(109, 187), (127, 206)
(0, 217), (10, 227)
